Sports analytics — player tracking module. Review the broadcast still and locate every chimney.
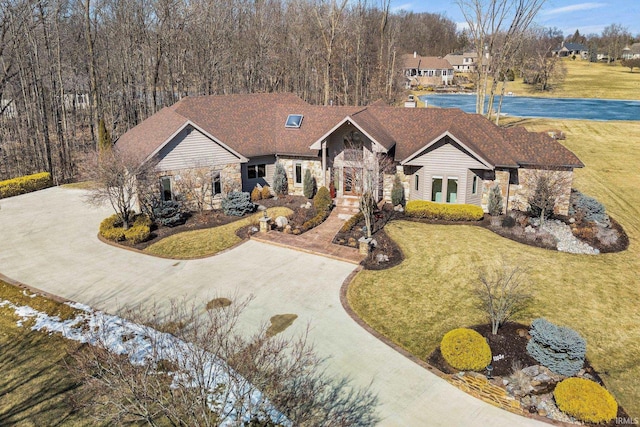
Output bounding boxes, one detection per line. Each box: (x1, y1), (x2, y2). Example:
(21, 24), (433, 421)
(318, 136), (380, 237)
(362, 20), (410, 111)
(413, 51), (417, 58)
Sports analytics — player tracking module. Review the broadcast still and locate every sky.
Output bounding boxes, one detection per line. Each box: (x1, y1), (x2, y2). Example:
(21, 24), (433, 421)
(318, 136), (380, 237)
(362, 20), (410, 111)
(390, 1), (640, 37)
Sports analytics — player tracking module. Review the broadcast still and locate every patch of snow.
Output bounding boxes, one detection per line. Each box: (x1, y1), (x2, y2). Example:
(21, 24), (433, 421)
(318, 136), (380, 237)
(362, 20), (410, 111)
(0, 299), (291, 427)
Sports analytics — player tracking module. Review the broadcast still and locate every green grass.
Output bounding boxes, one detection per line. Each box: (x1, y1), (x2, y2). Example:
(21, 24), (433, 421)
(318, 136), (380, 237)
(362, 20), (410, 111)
(0, 281), (98, 426)
(144, 207), (293, 259)
(348, 119), (640, 418)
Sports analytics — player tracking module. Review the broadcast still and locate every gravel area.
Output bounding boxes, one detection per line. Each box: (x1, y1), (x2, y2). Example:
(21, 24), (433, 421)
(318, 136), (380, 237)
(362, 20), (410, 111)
(541, 220), (599, 255)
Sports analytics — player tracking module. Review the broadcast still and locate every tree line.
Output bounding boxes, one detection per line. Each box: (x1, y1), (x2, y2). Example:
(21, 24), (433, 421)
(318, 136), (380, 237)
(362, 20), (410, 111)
(0, 0), (462, 183)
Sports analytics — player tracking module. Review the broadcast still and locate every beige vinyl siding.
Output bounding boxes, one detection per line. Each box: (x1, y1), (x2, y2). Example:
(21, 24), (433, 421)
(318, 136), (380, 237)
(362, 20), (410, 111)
(156, 126), (240, 172)
(404, 138), (491, 205)
(242, 155), (276, 192)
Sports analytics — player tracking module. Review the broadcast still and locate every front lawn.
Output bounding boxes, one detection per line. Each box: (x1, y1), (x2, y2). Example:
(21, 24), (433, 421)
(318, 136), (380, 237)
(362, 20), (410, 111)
(347, 119), (640, 418)
(144, 206), (293, 259)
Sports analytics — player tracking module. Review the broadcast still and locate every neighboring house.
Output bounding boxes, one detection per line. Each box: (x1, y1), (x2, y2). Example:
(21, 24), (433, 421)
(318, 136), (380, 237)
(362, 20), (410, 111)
(444, 52), (479, 73)
(117, 93), (583, 215)
(622, 43), (640, 59)
(552, 42), (589, 59)
(401, 53), (454, 87)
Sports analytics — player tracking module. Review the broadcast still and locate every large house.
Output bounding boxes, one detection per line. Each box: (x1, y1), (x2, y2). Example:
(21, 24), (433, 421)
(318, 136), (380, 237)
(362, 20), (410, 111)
(443, 52), (481, 73)
(117, 93), (583, 215)
(401, 53), (454, 87)
(622, 43), (640, 60)
(552, 42), (589, 59)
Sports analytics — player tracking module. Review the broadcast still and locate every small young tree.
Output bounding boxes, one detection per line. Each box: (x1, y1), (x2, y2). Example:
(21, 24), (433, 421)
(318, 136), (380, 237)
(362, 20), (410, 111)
(487, 184), (503, 216)
(83, 149), (151, 230)
(527, 170), (571, 225)
(475, 262), (531, 335)
(172, 166), (214, 212)
(303, 168), (316, 199)
(391, 174), (405, 207)
(272, 162), (288, 196)
(621, 58), (640, 72)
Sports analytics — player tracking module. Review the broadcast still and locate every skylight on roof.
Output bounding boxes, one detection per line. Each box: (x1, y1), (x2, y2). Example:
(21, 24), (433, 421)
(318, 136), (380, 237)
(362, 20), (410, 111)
(285, 114), (303, 128)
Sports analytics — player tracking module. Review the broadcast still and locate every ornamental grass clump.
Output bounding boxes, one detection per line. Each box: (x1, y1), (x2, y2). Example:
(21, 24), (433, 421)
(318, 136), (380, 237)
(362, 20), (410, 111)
(526, 318), (586, 376)
(554, 378), (618, 423)
(440, 328), (492, 371)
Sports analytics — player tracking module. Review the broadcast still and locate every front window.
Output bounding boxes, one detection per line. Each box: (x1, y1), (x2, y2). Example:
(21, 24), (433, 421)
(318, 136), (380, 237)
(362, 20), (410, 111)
(160, 176), (172, 201)
(472, 175), (479, 194)
(446, 178), (458, 203)
(247, 164), (266, 179)
(212, 172), (221, 196)
(294, 162), (302, 186)
(431, 177), (442, 202)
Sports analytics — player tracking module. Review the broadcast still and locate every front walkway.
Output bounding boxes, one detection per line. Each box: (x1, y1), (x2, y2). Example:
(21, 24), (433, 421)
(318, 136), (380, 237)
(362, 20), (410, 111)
(0, 187), (546, 427)
(251, 202), (365, 264)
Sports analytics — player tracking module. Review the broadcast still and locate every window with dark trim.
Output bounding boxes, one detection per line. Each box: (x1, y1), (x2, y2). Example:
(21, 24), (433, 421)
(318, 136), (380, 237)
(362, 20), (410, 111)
(212, 171), (222, 196)
(472, 175), (478, 194)
(160, 176), (173, 201)
(431, 177), (442, 202)
(414, 174), (419, 191)
(295, 162), (302, 185)
(247, 164), (266, 179)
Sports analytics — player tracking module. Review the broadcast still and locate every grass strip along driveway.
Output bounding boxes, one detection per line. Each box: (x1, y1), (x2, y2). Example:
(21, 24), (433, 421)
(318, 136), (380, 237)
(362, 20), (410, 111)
(144, 207), (293, 259)
(348, 119), (640, 419)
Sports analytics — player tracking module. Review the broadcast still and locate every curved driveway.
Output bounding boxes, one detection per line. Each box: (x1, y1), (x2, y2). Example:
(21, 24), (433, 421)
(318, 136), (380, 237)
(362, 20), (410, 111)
(0, 187), (544, 426)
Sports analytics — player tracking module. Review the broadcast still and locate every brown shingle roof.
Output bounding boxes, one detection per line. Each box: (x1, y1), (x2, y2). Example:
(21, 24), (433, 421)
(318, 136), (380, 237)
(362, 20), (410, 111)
(117, 93), (583, 170)
(401, 54), (453, 70)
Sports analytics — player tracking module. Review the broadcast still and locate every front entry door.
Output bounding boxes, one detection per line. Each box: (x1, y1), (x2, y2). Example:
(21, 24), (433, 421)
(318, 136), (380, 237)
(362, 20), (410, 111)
(343, 167), (363, 195)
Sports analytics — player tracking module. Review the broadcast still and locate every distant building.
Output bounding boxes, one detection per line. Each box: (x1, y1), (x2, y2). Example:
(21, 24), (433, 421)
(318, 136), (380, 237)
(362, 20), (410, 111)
(622, 43), (640, 60)
(401, 52), (454, 88)
(552, 42), (589, 59)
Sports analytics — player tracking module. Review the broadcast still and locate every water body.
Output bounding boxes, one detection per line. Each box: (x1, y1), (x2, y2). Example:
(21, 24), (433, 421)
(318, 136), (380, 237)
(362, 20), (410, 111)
(419, 94), (640, 121)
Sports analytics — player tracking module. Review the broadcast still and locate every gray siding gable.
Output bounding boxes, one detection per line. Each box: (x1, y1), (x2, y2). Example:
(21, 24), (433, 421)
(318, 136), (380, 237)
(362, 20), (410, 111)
(156, 125), (242, 172)
(403, 137), (491, 170)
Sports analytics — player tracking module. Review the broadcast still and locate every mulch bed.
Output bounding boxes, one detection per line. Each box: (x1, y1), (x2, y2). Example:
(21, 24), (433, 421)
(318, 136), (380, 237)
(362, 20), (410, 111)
(427, 322), (632, 426)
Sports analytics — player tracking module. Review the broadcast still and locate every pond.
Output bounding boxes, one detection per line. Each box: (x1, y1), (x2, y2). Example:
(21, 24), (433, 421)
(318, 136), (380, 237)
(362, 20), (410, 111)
(419, 94), (640, 121)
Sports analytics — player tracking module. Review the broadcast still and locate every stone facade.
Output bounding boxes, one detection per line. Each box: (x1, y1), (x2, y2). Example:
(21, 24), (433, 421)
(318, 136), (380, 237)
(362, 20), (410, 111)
(277, 157), (323, 196)
(154, 162), (241, 211)
(480, 167), (573, 215)
(383, 165), (410, 204)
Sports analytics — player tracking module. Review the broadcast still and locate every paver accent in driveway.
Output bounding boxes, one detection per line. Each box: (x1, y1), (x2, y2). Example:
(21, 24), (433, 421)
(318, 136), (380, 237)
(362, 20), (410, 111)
(0, 187), (547, 427)
(251, 205), (365, 264)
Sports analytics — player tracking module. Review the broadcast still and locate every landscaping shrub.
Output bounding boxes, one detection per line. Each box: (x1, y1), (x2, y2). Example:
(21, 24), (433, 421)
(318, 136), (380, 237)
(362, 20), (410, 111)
(502, 216), (516, 228)
(340, 212), (364, 233)
(153, 200), (187, 227)
(0, 172), (52, 199)
(313, 186), (332, 213)
(405, 201), (484, 221)
(440, 328), (492, 371)
(526, 318), (586, 376)
(568, 189), (608, 225)
(99, 214), (126, 241)
(272, 163), (288, 195)
(301, 208), (331, 232)
(261, 185), (272, 199)
(391, 174), (405, 206)
(303, 169), (316, 199)
(222, 191), (255, 216)
(100, 213), (150, 244)
(554, 378), (618, 423)
(487, 184), (503, 216)
(251, 186), (262, 202)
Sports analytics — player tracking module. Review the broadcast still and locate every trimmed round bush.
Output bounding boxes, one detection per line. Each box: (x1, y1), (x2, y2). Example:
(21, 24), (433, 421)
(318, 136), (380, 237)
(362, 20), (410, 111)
(100, 213), (151, 243)
(313, 186), (332, 213)
(99, 214), (126, 241)
(440, 328), (492, 371)
(124, 225), (151, 244)
(554, 378), (618, 423)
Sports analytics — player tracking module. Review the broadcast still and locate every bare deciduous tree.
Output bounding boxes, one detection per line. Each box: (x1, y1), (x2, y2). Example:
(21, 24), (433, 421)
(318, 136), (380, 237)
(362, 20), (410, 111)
(475, 262), (531, 335)
(68, 298), (379, 426)
(83, 149), (152, 229)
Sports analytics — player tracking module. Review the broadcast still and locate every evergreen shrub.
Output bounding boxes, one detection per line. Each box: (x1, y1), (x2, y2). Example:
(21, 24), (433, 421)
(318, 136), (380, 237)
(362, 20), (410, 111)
(554, 378), (617, 423)
(272, 163), (288, 195)
(153, 200), (187, 227)
(222, 191), (255, 216)
(405, 201), (484, 221)
(440, 328), (492, 371)
(303, 169), (316, 199)
(526, 318), (586, 376)
(0, 172), (52, 199)
(313, 186), (332, 213)
(391, 174), (405, 206)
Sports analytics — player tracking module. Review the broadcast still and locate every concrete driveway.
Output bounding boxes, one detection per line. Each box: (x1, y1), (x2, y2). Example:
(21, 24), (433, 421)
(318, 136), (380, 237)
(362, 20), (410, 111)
(0, 187), (545, 426)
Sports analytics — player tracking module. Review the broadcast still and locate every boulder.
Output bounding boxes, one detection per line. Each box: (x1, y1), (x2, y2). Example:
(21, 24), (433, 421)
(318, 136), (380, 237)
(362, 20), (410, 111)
(376, 254), (389, 264)
(275, 216), (288, 228)
(393, 204), (404, 212)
